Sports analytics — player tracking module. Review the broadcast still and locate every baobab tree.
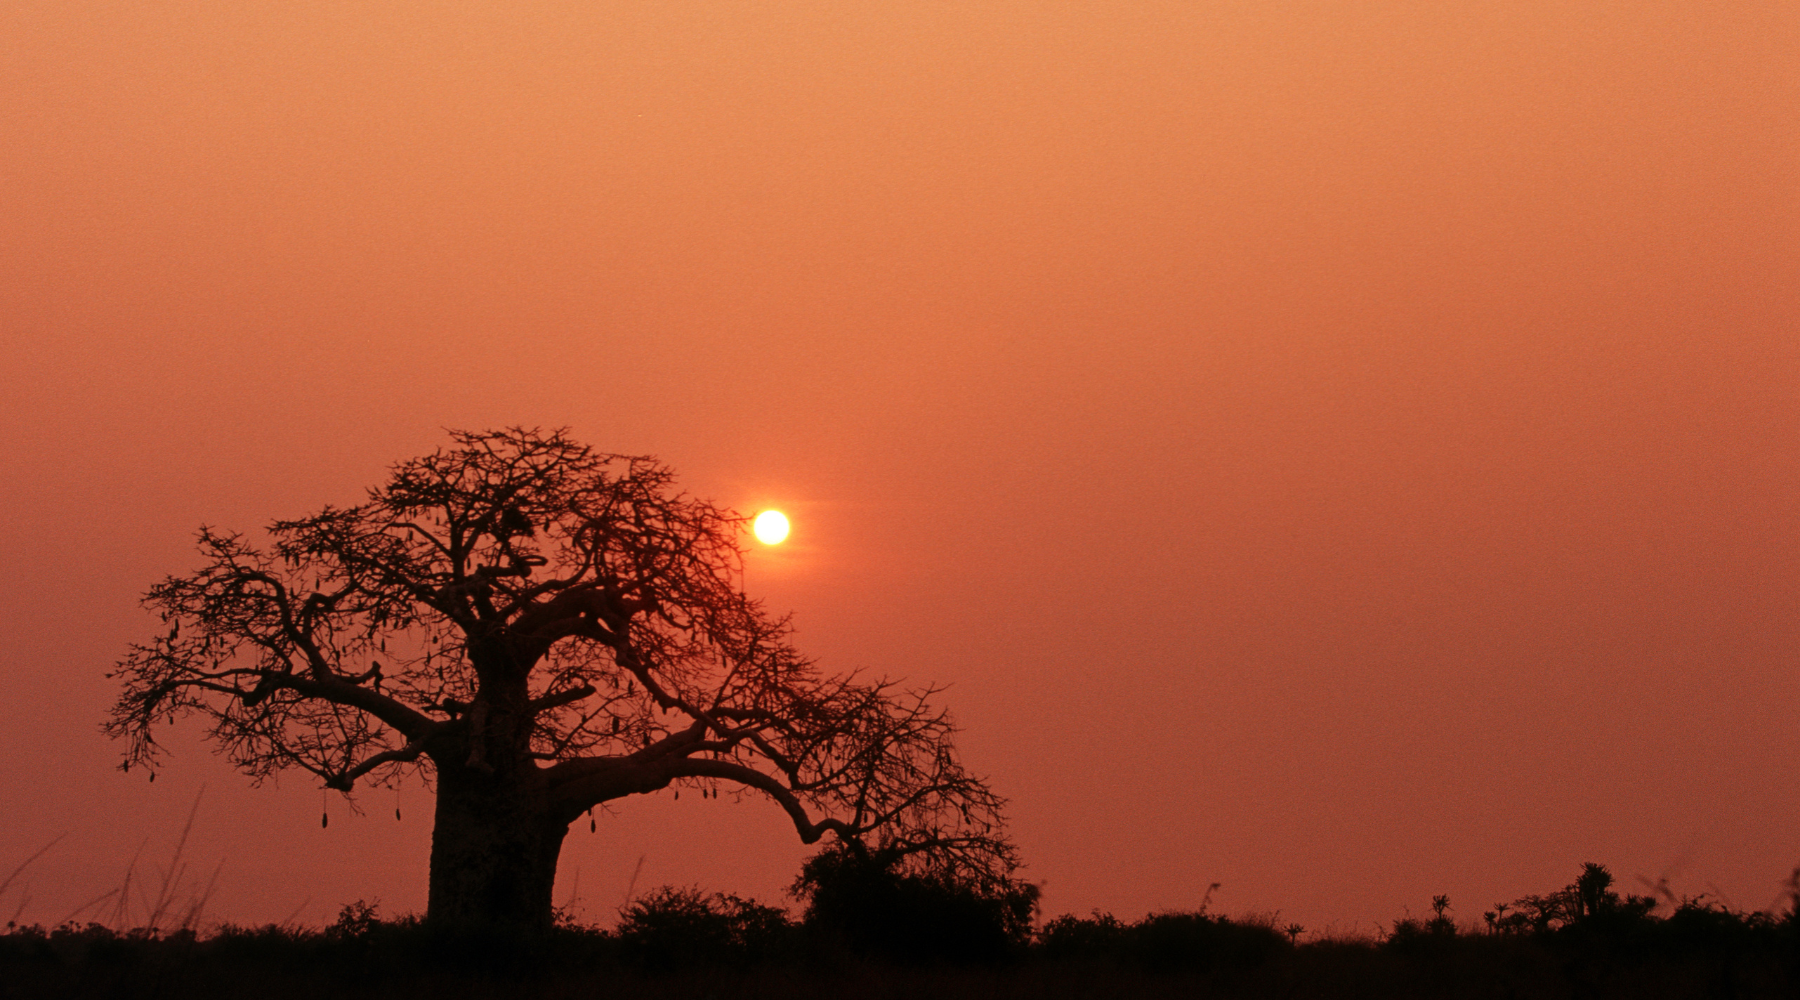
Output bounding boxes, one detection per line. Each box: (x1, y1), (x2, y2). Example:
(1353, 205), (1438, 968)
(108, 428), (1016, 931)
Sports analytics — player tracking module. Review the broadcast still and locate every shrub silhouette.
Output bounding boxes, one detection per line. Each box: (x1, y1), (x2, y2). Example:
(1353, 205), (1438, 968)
(1037, 893), (1289, 974)
(614, 886), (793, 969)
(1037, 910), (1127, 960)
(1483, 863), (1658, 938)
(792, 841), (1038, 963)
(326, 899), (382, 945)
(1125, 910), (1287, 972)
(1388, 894), (1461, 954)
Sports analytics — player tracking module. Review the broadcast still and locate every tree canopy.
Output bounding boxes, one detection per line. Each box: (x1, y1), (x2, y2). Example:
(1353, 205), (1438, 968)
(107, 428), (1017, 927)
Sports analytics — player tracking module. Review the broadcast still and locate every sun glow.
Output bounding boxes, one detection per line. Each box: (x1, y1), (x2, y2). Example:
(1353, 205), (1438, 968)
(752, 510), (790, 545)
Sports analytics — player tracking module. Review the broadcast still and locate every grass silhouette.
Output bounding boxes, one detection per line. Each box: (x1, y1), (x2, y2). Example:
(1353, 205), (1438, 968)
(0, 833), (65, 929)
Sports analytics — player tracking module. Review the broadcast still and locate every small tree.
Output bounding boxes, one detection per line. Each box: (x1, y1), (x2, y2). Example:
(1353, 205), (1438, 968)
(107, 428), (1014, 932)
(1483, 863), (1657, 936)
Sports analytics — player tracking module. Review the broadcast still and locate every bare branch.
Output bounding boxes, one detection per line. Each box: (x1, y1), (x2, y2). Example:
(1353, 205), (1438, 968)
(322, 736), (431, 792)
(666, 758), (859, 844)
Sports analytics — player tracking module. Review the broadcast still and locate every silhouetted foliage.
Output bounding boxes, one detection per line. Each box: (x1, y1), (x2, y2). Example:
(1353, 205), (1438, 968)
(2, 860), (1796, 998)
(1037, 907), (1286, 972)
(793, 840), (1039, 963)
(326, 899), (382, 944)
(1125, 910), (1288, 972)
(1385, 892), (1463, 957)
(1482, 863), (1659, 940)
(106, 428), (1016, 932)
(614, 886), (794, 968)
(1037, 910), (1127, 960)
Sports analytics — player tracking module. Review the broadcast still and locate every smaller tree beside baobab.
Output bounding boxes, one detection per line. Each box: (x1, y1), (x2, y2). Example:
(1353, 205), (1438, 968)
(108, 428), (1018, 932)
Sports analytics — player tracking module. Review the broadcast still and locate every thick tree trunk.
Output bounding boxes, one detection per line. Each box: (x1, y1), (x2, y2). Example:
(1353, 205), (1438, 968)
(426, 761), (569, 932)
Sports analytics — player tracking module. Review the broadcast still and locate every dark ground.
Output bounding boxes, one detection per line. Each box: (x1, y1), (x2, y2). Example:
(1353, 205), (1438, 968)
(2, 924), (1793, 1000)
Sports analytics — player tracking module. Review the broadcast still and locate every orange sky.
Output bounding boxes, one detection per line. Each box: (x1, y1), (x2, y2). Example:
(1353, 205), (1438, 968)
(2, 1), (1795, 934)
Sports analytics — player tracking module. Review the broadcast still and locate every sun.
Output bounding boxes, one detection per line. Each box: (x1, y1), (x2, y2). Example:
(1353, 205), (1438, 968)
(752, 510), (790, 545)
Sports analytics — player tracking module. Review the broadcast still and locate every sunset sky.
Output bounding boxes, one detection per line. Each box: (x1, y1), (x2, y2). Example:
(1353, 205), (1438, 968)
(2, 2), (1794, 935)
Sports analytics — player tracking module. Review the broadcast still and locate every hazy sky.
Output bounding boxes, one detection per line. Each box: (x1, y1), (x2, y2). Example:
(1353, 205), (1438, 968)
(2, 2), (1795, 934)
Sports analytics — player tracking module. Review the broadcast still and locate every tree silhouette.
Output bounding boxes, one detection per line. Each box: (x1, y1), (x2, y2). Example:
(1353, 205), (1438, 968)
(107, 428), (1015, 931)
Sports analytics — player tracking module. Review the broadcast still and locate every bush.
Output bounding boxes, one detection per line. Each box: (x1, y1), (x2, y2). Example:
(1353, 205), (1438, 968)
(614, 886), (794, 969)
(1037, 911), (1127, 960)
(1126, 910), (1288, 972)
(1037, 907), (1292, 971)
(1483, 864), (1658, 939)
(793, 843), (1039, 964)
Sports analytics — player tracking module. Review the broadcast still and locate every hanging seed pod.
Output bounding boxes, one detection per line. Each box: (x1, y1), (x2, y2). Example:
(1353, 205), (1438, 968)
(395, 808), (402, 821)
(590, 817), (596, 833)
(148, 771), (155, 783)
(322, 812), (329, 829)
